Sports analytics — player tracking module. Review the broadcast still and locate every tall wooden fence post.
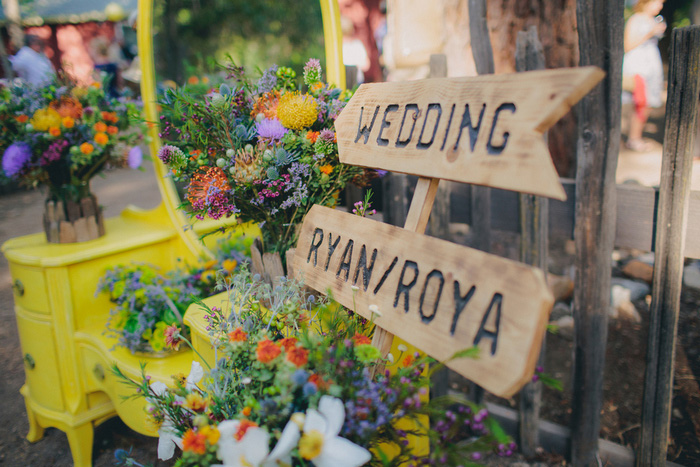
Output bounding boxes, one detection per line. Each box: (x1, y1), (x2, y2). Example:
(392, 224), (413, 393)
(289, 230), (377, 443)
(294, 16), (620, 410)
(467, 0), (495, 406)
(427, 54), (451, 242)
(638, 25), (700, 467)
(515, 25), (549, 457)
(571, 1), (624, 465)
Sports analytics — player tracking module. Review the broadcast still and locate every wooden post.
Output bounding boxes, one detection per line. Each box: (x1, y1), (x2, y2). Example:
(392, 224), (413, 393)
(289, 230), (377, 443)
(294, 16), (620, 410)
(515, 25), (549, 457)
(370, 177), (440, 377)
(467, 0), (495, 405)
(638, 26), (700, 467)
(427, 54), (451, 242)
(571, 1), (624, 465)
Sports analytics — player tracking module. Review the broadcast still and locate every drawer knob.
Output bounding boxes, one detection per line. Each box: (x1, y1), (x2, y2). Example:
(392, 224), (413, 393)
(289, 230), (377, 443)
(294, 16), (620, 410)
(13, 279), (24, 297)
(93, 363), (105, 381)
(23, 353), (35, 370)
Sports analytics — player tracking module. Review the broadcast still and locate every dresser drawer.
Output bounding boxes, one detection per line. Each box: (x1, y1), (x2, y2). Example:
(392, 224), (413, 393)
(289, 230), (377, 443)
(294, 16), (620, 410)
(8, 263), (50, 314)
(15, 311), (64, 411)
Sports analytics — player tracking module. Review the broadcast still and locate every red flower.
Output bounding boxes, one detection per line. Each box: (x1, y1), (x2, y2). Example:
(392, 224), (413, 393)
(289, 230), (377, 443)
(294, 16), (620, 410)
(164, 324), (182, 350)
(256, 339), (281, 363)
(279, 337), (298, 352)
(308, 373), (329, 390)
(182, 429), (207, 454)
(352, 333), (371, 346)
(228, 327), (248, 343)
(286, 346), (309, 367)
(402, 354), (415, 368)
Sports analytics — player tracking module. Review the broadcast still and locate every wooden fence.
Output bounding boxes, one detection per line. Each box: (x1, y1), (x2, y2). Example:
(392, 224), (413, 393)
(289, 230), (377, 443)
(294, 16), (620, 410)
(371, 5), (700, 467)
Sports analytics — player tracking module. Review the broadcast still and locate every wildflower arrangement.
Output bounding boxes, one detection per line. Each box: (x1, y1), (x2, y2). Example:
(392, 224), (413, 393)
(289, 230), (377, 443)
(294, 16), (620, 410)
(156, 59), (375, 257)
(115, 268), (514, 466)
(0, 77), (147, 204)
(97, 236), (251, 353)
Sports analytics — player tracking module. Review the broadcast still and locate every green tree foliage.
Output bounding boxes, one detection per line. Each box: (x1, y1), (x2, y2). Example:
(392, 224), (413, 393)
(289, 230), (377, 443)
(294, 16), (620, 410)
(153, 0), (326, 83)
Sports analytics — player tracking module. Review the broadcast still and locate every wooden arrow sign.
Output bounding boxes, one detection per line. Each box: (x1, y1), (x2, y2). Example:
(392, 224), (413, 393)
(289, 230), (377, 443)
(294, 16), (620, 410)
(334, 67), (604, 200)
(293, 205), (554, 398)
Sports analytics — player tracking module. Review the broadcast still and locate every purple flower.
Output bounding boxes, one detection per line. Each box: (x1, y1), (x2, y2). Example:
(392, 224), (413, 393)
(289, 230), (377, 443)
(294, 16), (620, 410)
(318, 129), (335, 142)
(127, 146), (143, 169)
(256, 118), (288, 143)
(41, 139), (68, 166)
(2, 142), (32, 177)
(257, 65), (278, 94)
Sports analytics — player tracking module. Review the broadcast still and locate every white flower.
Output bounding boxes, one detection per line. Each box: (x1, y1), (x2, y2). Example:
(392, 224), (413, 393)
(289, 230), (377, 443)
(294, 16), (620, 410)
(215, 419), (299, 467)
(157, 418), (183, 460)
(368, 304), (381, 318)
(297, 396), (371, 467)
(351, 285), (360, 292)
(386, 353), (395, 363)
(186, 361), (204, 390)
(397, 344), (408, 352)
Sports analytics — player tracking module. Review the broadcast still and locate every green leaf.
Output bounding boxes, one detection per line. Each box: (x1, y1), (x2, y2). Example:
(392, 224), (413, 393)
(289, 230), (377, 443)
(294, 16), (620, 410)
(450, 346), (480, 360)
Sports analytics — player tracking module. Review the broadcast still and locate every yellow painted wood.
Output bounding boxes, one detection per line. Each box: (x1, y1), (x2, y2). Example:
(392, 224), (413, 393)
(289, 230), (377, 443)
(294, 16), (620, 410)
(7, 263), (49, 314)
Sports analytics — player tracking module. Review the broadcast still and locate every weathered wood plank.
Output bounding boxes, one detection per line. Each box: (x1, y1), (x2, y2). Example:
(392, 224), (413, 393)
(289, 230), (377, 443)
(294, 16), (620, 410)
(571, 0), (624, 465)
(638, 25), (700, 467)
(293, 205), (553, 398)
(516, 25), (548, 457)
(335, 68), (603, 200)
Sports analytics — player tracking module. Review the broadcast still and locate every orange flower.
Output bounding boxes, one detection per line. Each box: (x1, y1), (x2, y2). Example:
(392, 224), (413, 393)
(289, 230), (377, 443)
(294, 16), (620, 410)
(227, 327), (247, 343)
(95, 132), (109, 145)
(15, 115), (28, 123)
(184, 393), (209, 412)
(189, 149), (202, 161)
(286, 346), (309, 367)
(101, 111), (118, 123)
(202, 76), (210, 84)
(186, 167), (230, 206)
(94, 122), (108, 133)
(256, 339), (281, 363)
(241, 406), (252, 417)
(182, 429), (207, 454)
(352, 333), (372, 346)
(200, 425), (220, 445)
(306, 131), (320, 144)
(319, 164), (333, 175)
(188, 76), (200, 85)
(50, 97), (83, 119)
(80, 142), (94, 154)
(279, 337), (298, 352)
(48, 126), (61, 137)
(62, 117), (75, 128)
(308, 373), (330, 390)
(107, 125), (119, 135)
(222, 259), (237, 272)
(402, 354), (415, 368)
(90, 81), (101, 88)
(234, 419), (258, 441)
(250, 90), (280, 120)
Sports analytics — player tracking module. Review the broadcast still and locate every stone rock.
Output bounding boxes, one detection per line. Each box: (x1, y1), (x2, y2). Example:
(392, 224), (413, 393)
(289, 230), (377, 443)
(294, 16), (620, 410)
(610, 285), (642, 323)
(552, 316), (575, 340)
(548, 274), (574, 302)
(622, 260), (654, 283)
(549, 301), (571, 321)
(611, 277), (650, 301)
(683, 262), (700, 291)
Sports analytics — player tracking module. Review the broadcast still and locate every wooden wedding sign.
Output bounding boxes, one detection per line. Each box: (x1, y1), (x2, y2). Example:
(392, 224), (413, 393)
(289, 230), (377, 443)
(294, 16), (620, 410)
(293, 67), (604, 397)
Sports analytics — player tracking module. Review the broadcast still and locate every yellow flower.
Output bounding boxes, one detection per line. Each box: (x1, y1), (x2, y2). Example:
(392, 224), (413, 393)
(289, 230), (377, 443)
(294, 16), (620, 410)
(277, 92), (318, 130)
(299, 430), (325, 460)
(62, 117), (75, 128)
(184, 393), (209, 413)
(222, 259), (237, 272)
(95, 132), (109, 145)
(199, 425), (219, 445)
(30, 108), (61, 131)
(80, 143), (94, 154)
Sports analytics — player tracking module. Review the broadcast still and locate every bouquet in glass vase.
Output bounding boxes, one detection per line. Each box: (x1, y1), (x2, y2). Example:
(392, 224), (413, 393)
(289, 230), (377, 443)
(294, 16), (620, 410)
(156, 59), (376, 269)
(0, 76), (147, 242)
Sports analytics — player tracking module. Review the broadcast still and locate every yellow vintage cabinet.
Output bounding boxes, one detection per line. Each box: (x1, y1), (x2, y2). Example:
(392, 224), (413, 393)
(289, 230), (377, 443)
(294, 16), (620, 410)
(2, 1), (349, 466)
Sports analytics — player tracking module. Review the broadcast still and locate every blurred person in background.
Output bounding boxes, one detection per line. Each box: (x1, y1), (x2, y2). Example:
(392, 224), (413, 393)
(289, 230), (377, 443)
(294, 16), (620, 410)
(622, 0), (666, 152)
(10, 35), (56, 86)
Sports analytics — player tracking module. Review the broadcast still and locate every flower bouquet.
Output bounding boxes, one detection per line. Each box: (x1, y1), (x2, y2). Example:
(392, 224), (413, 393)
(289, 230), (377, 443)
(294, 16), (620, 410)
(97, 236), (250, 354)
(0, 77), (147, 242)
(114, 269), (515, 466)
(156, 59), (376, 272)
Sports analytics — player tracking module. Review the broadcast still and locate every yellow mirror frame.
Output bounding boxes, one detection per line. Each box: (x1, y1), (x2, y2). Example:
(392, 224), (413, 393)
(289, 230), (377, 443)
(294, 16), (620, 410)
(137, 0), (346, 258)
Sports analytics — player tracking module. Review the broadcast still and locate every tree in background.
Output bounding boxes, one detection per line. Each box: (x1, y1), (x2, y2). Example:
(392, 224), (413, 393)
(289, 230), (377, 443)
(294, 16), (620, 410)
(153, 0), (326, 84)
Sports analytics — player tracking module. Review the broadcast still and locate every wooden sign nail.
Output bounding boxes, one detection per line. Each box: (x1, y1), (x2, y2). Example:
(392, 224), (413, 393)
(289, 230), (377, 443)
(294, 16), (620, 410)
(334, 67), (604, 200)
(293, 205), (554, 398)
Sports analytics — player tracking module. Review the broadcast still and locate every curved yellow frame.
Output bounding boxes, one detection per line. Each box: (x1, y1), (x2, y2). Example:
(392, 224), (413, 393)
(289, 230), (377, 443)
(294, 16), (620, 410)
(137, 0), (345, 258)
